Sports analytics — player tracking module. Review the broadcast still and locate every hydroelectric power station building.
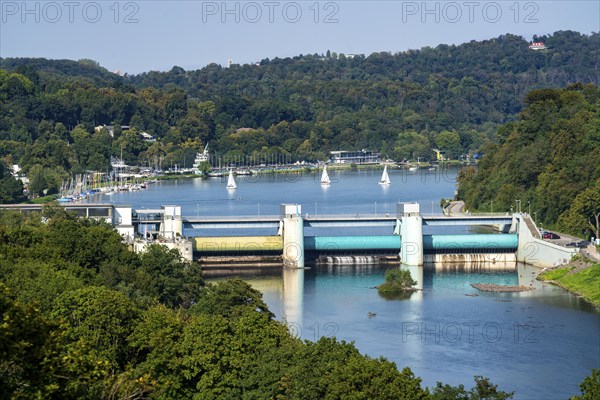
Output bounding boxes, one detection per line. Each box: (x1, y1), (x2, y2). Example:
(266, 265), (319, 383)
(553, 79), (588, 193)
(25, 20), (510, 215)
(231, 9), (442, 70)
(330, 150), (380, 164)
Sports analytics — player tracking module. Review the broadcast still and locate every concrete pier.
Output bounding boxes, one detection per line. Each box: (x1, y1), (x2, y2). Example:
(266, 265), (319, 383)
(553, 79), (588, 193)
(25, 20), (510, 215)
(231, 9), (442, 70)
(399, 203), (423, 266)
(281, 204), (305, 268)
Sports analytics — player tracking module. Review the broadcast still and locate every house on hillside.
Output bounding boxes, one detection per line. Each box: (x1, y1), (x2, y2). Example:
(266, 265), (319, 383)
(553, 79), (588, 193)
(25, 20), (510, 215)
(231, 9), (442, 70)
(528, 42), (547, 50)
(140, 132), (156, 142)
(94, 125), (130, 137)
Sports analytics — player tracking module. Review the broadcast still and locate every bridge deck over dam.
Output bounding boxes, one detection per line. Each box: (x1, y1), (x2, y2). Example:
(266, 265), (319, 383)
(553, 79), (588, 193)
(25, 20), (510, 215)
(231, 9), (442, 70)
(132, 213), (513, 230)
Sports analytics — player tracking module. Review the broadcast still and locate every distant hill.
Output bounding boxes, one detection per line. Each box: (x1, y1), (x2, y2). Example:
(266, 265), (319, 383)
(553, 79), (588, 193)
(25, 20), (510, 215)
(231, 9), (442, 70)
(125, 30), (600, 157)
(0, 57), (121, 86)
(130, 30), (599, 124)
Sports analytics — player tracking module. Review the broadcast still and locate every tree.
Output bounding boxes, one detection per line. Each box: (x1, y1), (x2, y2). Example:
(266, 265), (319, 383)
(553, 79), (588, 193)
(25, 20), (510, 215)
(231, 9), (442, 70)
(458, 85), (600, 226)
(138, 244), (204, 308)
(0, 161), (24, 203)
(378, 268), (417, 298)
(0, 283), (110, 399)
(0, 260), (83, 314)
(430, 375), (514, 399)
(435, 130), (462, 159)
(51, 286), (140, 368)
(469, 375), (515, 399)
(276, 337), (429, 399)
(571, 369), (600, 400)
(197, 160), (211, 174)
(559, 179), (600, 239)
(430, 375), (514, 400)
(27, 164), (46, 197)
(393, 130), (431, 161)
(191, 278), (272, 318)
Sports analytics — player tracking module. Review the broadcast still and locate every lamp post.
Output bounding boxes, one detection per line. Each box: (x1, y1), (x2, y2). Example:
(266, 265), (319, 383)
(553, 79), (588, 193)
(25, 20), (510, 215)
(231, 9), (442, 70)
(315, 202), (318, 216)
(527, 201), (531, 215)
(491, 200), (493, 213)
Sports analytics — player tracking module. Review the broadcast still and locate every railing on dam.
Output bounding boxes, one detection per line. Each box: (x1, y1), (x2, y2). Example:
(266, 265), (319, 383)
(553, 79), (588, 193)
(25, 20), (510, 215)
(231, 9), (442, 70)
(159, 213), (513, 231)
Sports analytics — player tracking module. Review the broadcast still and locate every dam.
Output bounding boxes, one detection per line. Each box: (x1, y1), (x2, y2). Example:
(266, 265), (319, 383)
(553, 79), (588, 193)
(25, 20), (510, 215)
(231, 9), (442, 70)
(1, 202), (577, 269)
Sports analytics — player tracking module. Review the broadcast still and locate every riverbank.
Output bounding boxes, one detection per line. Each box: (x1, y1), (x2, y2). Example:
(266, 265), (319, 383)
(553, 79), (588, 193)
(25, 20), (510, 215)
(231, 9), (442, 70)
(537, 256), (600, 307)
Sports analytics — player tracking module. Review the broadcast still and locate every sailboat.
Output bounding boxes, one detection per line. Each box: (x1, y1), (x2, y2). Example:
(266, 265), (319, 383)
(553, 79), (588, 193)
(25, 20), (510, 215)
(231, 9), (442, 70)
(379, 165), (391, 185)
(226, 169), (237, 189)
(320, 165), (331, 185)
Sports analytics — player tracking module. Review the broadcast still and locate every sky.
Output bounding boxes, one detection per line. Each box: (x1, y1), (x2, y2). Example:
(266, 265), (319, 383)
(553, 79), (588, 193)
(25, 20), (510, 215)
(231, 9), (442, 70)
(1, 1), (599, 74)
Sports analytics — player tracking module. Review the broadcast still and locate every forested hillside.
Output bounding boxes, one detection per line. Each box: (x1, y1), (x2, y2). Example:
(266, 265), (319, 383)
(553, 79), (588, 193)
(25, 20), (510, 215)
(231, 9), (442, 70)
(457, 85), (600, 235)
(0, 30), (598, 199)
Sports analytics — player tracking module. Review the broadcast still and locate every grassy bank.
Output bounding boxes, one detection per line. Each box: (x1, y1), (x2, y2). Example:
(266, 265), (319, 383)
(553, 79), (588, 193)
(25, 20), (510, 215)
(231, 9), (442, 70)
(538, 257), (600, 307)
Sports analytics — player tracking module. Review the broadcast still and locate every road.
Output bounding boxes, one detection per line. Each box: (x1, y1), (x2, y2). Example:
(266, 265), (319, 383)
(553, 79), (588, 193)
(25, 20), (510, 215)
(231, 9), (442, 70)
(445, 200), (465, 215)
(541, 229), (600, 262)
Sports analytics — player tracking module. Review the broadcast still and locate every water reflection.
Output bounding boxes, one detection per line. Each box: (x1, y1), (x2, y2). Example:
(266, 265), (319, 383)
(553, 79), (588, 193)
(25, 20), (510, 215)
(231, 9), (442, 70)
(402, 264), (424, 302)
(282, 267), (304, 328)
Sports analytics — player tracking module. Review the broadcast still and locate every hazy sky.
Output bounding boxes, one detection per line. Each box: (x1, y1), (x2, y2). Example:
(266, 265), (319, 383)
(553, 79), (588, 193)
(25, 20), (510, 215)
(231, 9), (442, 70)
(1, 1), (599, 74)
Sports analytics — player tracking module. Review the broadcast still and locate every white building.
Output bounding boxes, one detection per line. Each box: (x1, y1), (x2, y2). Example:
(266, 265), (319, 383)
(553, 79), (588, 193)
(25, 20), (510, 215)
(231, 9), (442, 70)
(528, 42), (547, 50)
(330, 150), (380, 164)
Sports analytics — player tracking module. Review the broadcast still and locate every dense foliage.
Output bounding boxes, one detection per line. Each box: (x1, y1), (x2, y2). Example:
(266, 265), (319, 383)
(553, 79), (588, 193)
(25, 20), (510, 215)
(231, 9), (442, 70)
(571, 369), (600, 400)
(0, 161), (24, 203)
(457, 84), (600, 234)
(1, 31), (599, 201)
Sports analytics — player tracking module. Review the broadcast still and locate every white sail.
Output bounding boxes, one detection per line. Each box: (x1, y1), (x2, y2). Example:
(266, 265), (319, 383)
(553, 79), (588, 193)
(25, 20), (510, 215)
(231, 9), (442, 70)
(226, 169), (237, 189)
(320, 165), (331, 185)
(379, 165), (391, 185)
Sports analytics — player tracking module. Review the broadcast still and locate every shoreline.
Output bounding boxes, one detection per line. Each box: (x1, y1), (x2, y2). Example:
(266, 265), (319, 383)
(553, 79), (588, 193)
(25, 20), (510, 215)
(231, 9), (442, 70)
(537, 257), (600, 308)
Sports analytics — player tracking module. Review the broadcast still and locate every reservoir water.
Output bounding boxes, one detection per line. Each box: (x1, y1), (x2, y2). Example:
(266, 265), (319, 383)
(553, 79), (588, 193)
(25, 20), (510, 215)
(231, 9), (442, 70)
(100, 167), (458, 218)
(89, 168), (600, 399)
